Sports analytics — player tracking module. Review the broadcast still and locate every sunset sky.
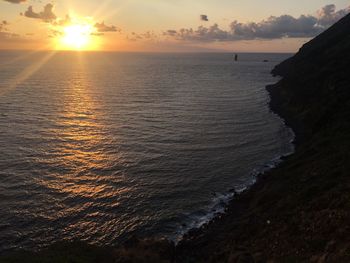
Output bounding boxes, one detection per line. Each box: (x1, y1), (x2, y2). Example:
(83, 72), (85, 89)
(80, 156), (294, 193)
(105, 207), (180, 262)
(0, 0), (349, 52)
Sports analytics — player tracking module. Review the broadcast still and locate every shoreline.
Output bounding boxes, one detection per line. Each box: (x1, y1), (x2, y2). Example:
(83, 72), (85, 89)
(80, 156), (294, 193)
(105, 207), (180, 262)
(173, 120), (296, 245)
(174, 76), (316, 261)
(176, 77), (300, 241)
(172, 72), (297, 245)
(266, 82), (305, 147)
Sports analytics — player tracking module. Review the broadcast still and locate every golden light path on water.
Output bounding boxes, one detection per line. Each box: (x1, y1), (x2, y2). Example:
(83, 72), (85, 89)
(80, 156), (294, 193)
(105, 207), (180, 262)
(30, 54), (135, 240)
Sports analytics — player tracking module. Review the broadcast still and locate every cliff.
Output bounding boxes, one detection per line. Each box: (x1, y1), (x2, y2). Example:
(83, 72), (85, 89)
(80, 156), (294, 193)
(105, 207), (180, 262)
(176, 13), (350, 262)
(1, 13), (350, 263)
(270, 13), (350, 143)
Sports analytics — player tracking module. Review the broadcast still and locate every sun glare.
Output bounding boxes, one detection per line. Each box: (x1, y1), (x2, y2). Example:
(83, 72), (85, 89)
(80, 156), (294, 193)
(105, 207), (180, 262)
(62, 24), (92, 49)
(56, 20), (99, 50)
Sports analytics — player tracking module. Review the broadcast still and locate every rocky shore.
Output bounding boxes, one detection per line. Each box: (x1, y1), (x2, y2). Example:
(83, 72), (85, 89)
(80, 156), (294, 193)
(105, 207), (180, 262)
(1, 13), (350, 263)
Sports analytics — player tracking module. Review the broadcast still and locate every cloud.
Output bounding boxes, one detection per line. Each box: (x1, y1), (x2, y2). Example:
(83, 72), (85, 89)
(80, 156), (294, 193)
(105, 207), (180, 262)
(164, 29), (177, 36)
(53, 15), (71, 26)
(316, 4), (350, 27)
(0, 20), (8, 31)
(0, 31), (19, 40)
(165, 4), (350, 42)
(24, 3), (57, 22)
(200, 15), (209, 22)
(127, 31), (158, 41)
(0, 20), (23, 41)
(229, 15), (319, 39)
(94, 22), (119, 32)
(167, 24), (229, 42)
(2, 0), (26, 3)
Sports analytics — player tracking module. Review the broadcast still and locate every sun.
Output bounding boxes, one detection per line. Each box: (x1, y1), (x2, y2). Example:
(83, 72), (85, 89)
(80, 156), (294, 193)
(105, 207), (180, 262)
(61, 24), (92, 49)
(55, 20), (99, 50)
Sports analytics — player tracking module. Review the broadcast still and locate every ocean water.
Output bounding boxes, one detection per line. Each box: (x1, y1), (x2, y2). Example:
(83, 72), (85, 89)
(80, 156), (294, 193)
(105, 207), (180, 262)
(0, 52), (294, 251)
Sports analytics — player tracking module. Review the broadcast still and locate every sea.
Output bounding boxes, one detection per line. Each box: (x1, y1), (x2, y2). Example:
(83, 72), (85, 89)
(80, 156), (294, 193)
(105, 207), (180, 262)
(0, 52), (294, 252)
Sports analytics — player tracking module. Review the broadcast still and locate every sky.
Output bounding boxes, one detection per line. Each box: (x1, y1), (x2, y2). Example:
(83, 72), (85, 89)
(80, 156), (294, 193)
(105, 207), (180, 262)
(0, 0), (349, 52)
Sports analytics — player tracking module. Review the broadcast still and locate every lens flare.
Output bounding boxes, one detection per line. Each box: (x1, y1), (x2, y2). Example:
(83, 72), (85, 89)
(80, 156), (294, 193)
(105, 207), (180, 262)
(55, 18), (99, 50)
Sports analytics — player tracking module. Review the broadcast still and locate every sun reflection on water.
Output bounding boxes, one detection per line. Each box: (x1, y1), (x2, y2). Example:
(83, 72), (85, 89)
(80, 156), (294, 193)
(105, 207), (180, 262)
(35, 56), (131, 216)
(28, 56), (139, 243)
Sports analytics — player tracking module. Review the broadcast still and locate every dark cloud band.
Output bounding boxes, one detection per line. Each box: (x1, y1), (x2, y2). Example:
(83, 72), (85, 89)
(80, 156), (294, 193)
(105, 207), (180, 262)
(3, 0), (26, 3)
(165, 4), (350, 42)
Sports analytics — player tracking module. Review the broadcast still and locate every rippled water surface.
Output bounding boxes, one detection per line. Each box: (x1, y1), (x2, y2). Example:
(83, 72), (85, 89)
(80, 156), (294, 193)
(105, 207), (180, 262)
(0, 52), (294, 251)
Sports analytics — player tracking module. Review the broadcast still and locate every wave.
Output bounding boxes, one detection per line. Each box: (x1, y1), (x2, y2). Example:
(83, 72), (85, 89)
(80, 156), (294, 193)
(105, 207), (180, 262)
(171, 125), (295, 244)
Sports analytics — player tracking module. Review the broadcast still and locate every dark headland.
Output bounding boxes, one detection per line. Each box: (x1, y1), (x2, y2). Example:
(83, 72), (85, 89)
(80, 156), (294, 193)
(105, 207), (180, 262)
(2, 14), (350, 263)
